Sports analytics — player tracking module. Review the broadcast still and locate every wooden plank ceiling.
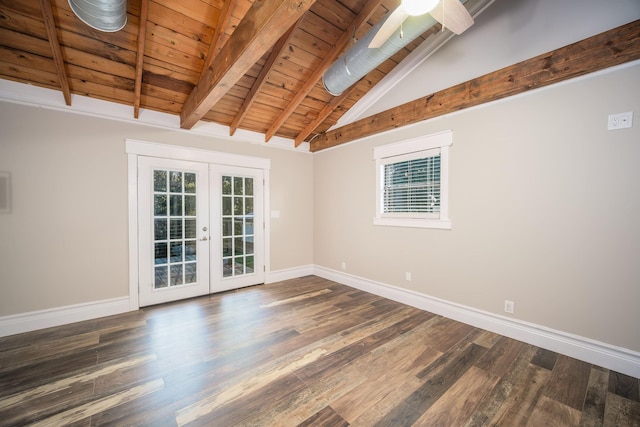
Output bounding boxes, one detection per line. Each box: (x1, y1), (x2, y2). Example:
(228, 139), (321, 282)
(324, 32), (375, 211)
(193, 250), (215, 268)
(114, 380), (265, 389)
(0, 0), (447, 146)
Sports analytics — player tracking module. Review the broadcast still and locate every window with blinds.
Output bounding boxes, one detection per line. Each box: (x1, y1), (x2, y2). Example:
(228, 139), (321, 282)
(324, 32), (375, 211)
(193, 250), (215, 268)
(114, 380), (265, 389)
(383, 153), (440, 215)
(374, 131), (452, 229)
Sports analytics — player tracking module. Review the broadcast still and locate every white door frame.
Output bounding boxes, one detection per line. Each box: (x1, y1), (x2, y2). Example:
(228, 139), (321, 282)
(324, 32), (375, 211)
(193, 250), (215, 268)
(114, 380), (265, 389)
(126, 139), (271, 310)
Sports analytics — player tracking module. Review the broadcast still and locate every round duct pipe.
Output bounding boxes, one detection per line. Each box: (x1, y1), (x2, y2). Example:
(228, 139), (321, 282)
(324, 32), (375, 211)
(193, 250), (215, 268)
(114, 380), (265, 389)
(322, 13), (438, 96)
(322, 0), (475, 97)
(68, 0), (127, 32)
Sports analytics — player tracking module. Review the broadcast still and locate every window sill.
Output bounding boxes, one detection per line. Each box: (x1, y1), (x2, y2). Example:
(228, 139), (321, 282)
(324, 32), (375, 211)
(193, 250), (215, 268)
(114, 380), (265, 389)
(373, 217), (452, 230)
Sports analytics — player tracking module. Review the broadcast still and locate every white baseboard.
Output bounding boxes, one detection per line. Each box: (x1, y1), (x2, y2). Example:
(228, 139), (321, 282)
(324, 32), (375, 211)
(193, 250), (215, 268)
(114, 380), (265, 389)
(0, 297), (131, 338)
(266, 265), (315, 284)
(0, 264), (316, 338)
(313, 266), (640, 378)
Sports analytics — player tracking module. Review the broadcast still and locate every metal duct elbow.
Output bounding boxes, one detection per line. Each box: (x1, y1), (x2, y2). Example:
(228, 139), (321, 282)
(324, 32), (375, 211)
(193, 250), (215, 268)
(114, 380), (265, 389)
(68, 0), (127, 32)
(322, 11), (439, 96)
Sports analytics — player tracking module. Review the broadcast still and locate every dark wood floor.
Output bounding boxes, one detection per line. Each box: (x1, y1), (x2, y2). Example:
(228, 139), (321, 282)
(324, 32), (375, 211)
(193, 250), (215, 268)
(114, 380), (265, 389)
(1, 276), (639, 426)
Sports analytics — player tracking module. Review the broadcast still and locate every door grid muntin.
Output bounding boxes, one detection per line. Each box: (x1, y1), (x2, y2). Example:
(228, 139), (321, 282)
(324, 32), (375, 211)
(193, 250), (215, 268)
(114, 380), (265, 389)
(153, 169), (198, 288)
(221, 175), (255, 278)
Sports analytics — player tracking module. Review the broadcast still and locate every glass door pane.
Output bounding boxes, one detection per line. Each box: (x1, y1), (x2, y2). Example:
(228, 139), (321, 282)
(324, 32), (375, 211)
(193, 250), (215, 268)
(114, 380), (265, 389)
(221, 175), (255, 278)
(211, 165), (264, 292)
(138, 157), (210, 307)
(153, 170), (198, 288)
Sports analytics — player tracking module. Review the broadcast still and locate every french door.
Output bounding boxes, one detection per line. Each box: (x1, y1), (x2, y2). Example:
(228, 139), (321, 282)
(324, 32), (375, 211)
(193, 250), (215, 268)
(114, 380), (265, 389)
(210, 165), (264, 293)
(138, 157), (264, 307)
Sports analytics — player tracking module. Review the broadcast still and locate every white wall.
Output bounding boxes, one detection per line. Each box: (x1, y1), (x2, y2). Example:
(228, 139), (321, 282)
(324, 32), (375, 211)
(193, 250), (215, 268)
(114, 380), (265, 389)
(314, 62), (640, 353)
(0, 103), (314, 316)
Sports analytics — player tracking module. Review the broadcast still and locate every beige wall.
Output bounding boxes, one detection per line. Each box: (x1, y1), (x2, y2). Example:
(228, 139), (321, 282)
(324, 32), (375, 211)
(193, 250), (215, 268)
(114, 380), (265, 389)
(1, 64), (638, 354)
(314, 63), (640, 352)
(0, 104), (313, 315)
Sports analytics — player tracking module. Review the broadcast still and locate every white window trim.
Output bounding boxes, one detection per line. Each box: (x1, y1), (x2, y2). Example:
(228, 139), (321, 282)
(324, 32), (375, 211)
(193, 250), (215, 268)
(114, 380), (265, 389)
(373, 130), (452, 230)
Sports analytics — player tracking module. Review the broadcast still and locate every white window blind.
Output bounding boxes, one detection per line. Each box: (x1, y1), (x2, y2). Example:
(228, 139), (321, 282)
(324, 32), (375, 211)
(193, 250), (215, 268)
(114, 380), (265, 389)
(383, 152), (441, 215)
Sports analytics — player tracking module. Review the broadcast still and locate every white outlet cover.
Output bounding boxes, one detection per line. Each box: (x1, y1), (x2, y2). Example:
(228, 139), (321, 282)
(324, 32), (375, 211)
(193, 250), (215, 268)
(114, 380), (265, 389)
(608, 111), (633, 130)
(504, 300), (515, 314)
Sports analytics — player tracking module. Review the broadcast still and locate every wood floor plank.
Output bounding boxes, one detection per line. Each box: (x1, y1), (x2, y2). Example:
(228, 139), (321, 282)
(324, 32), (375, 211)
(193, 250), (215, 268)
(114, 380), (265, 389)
(232, 358), (366, 426)
(609, 370), (640, 402)
(89, 360), (226, 426)
(475, 336), (526, 377)
(603, 392), (640, 426)
(0, 349), (98, 398)
(531, 347), (559, 371)
(0, 353), (156, 410)
(488, 363), (552, 426)
(30, 379), (165, 427)
(297, 406), (349, 427)
(182, 374), (309, 427)
(527, 395), (582, 427)
(332, 345), (441, 423)
(0, 331), (100, 370)
(463, 344), (539, 426)
(416, 315), (476, 354)
(580, 366), (609, 427)
(413, 366), (500, 426)
(473, 329), (503, 349)
(410, 343), (488, 405)
(260, 288), (333, 307)
(295, 309), (433, 383)
(544, 355), (592, 410)
(175, 348), (328, 426)
(0, 277), (637, 426)
(0, 381), (95, 426)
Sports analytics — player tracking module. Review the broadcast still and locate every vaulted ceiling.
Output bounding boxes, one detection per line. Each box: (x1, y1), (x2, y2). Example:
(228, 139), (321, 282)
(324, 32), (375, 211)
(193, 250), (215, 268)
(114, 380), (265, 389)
(0, 0), (639, 152)
(0, 0), (486, 146)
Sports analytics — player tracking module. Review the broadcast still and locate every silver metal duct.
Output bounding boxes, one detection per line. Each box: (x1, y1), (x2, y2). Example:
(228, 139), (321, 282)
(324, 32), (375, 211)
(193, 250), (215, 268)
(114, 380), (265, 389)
(68, 0), (127, 32)
(322, 2), (467, 96)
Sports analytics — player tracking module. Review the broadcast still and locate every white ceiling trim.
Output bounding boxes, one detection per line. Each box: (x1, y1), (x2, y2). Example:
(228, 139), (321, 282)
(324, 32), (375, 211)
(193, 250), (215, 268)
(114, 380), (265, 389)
(0, 79), (309, 153)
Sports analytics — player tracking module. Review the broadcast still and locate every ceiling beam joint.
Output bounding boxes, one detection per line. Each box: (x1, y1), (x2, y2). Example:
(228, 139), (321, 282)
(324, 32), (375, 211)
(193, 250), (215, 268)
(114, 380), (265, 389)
(230, 21), (300, 136)
(180, 0), (317, 129)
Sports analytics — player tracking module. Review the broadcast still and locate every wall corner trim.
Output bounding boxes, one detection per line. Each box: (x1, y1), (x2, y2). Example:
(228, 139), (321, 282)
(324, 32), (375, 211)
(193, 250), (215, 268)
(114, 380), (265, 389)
(0, 297), (131, 338)
(313, 266), (640, 378)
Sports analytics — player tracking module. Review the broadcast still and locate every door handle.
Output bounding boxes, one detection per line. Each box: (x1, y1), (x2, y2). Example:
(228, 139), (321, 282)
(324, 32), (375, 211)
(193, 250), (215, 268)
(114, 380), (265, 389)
(200, 236), (208, 241)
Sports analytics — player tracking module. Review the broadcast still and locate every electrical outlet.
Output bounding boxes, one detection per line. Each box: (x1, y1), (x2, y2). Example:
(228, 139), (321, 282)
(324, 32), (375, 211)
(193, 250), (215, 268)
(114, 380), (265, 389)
(608, 111), (633, 130)
(405, 272), (412, 281)
(341, 261), (346, 270)
(504, 300), (514, 314)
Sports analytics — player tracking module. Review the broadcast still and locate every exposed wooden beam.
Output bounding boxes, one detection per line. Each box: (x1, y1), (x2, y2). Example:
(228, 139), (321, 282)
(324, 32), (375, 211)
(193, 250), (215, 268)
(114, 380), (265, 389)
(204, 0), (235, 71)
(180, 0), (317, 129)
(294, 82), (359, 147)
(264, 0), (384, 142)
(133, 0), (149, 119)
(230, 21), (299, 136)
(39, 0), (71, 105)
(311, 20), (640, 152)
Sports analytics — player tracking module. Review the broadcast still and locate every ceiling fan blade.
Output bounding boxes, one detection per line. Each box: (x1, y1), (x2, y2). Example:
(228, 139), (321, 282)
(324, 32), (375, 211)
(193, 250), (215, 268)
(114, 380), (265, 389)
(368, 7), (409, 49)
(430, 0), (474, 35)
